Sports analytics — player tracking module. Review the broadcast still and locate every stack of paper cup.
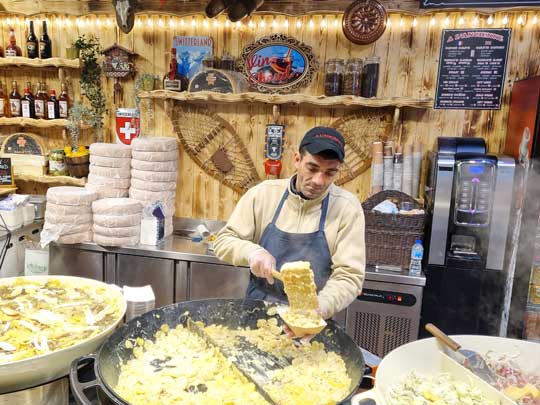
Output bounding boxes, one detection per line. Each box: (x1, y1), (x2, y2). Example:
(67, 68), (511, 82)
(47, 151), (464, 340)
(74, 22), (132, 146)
(41, 186), (97, 244)
(86, 143), (132, 199)
(412, 141), (423, 198)
(393, 148), (403, 192)
(402, 143), (413, 196)
(129, 137), (178, 237)
(370, 141), (384, 195)
(383, 143), (394, 191)
(92, 198), (142, 247)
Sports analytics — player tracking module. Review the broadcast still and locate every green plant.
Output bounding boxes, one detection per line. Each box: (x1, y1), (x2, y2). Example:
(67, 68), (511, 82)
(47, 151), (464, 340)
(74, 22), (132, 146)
(74, 35), (107, 141)
(67, 102), (93, 151)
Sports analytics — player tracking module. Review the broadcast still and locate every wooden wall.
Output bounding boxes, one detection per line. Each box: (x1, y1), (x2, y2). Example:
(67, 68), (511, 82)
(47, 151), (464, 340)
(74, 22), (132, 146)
(3, 10), (540, 220)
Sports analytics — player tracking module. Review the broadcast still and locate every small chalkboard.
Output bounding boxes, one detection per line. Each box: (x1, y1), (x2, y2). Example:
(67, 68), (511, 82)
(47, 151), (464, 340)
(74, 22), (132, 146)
(421, 0), (540, 8)
(0, 158), (14, 187)
(435, 29), (511, 110)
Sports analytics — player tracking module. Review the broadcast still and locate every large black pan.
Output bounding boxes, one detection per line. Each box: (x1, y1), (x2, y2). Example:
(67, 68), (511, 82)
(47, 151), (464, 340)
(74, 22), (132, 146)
(70, 299), (365, 405)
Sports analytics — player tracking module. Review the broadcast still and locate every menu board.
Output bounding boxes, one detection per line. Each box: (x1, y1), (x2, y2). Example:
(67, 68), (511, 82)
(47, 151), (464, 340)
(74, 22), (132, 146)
(435, 29), (511, 110)
(421, 0), (540, 8)
(0, 158), (13, 186)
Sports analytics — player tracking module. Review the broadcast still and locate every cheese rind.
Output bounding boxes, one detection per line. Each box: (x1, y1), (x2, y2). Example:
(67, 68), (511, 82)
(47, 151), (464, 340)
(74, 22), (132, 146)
(46, 202), (91, 216)
(131, 159), (177, 172)
(88, 174), (131, 188)
(89, 165), (131, 179)
(93, 213), (142, 228)
(90, 156), (131, 168)
(90, 143), (132, 158)
(57, 231), (93, 244)
(92, 198), (142, 215)
(94, 233), (140, 247)
(131, 169), (177, 182)
(131, 137), (178, 152)
(130, 178), (176, 192)
(129, 188), (176, 202)
(46, 186), (97, 206)
(85, 184), (129, 199)
(43, 222), (93, 236)
(93, 224), (140, 237)
(132, 150), (178, 162)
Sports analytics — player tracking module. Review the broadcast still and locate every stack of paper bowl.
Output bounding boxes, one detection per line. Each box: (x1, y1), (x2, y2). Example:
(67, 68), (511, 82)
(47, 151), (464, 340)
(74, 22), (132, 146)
(129, 137), (178, 237)
(92, 198), (142, 247)
(41, 187), (97, 244)
(86, 143), (132, 199)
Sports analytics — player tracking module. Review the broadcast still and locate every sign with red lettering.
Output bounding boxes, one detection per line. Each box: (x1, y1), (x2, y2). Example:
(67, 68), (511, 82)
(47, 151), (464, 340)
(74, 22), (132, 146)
(238, 34), (318, 94)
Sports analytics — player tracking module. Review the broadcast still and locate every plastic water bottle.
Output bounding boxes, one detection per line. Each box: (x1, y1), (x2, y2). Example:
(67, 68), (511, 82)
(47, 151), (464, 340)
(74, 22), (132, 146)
(409, 239), (423, 276)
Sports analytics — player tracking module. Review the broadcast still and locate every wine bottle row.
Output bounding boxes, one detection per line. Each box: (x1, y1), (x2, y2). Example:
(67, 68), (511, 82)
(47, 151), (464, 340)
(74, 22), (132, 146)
(0, 81), (70, 119)
(0, 21), (52, 59)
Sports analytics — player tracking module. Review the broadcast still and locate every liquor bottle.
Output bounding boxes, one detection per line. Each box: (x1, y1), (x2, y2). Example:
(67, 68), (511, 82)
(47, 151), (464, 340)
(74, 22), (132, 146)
(21, 87), (35, 118)
(39, 21), (52, 59)
(163, 48), (182, 91)
(26, 21), (38, 58)
(9, 81), (21, 117)
(0, 82), (7, 117)
(25, 81), (34, 99)
(47, 89), (59, 119)
(59, 83), (70, 118)
(34, 82), (46, 119)
(6, 28), (22, 57)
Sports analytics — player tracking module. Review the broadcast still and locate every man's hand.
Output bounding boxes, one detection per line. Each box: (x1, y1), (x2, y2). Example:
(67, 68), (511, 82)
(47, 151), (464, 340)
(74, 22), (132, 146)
(248, 248), (276, 284)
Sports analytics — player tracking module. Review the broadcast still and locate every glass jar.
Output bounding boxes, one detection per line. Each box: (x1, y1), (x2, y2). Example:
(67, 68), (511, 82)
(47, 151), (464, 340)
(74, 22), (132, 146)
(49, 149), (68, 176)
(361, 56), (380, 98)
(324, 58), (344, 96)
(220, 53), (235, 71)
(202, 53), (217, 69)
(343, 58), (363, 96)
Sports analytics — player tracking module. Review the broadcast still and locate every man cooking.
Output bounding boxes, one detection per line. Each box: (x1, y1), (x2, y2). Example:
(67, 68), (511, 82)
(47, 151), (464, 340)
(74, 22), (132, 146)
(214, 126), (365, 324)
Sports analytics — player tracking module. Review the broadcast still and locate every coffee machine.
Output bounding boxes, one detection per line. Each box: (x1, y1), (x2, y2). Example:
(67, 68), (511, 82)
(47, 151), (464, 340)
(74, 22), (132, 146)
(421, 137), (516, 336)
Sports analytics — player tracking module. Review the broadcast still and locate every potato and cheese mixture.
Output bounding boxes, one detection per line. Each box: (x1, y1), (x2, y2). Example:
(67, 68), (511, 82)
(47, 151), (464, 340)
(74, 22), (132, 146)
(0, 278), (123, 364)
(116, 318), (351, 405)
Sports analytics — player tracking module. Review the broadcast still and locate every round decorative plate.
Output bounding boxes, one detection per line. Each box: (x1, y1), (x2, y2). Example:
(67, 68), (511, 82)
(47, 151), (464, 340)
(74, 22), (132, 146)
(342, 0), (387, 45)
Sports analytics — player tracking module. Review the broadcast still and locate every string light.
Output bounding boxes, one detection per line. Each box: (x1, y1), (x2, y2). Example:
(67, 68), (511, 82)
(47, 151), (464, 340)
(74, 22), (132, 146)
(55, 17), (61, 26)
(136, 17), (142, 27)
(472, 16), (479, 26)
(412, 18), (418, 27)
(225, 19), (230, 28)
(272, 18), (277, 28)
(179, 19), (185, 27)
(333, 17), (339, 28)
(86, 17), (90, 27)
(158, 18), (164, 27)
(106, 17), (112, 27)
(6, 17), (12, 26)
(386, 17), (391, 27)
(248, 20), (254, 29)
(96, 18), (102, 27)
(443, 16), (450, 26)
(534, 15), (538, 24)
(321, 18), (327, 28)
(80, 18), (86, 28)
(309, 19), (314, 29)
(517, 15), (525, 25)
(296, 19), (302, 28)
(283, 19), (289, 29)
(430, 17), (436, 26)
(192, 18), (197, 28)
(399, 17), (404, 27)
(203, 19), (209, 28)
(213, 19), (219, 28)
(236, 20), (241, 28)
(458, 16), (464, 25)
(259, 19), (265, 28)
(64, 17), (71, 27)
(502, 15), (509, 25)
(487, 15), (494, 25)
(147, 17), (153, 27)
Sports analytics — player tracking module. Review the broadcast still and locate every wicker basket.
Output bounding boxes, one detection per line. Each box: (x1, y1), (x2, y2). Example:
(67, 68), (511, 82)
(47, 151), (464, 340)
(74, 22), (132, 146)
(362, 190), (426, 269)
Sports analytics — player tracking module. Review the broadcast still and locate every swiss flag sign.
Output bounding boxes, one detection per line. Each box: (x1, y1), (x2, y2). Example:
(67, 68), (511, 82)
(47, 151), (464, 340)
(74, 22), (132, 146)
(116, 108), (140, 145)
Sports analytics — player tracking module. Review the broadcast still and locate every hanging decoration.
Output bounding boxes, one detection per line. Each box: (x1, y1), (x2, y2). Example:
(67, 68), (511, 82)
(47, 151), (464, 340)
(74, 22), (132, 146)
(264, 106), (285, 177)
(102, 43), (137, 104)
(238, 34), (318, 94)
(342, 0), (387, 45)
(205, 0), (265, 22)
(113, 0), (138, 34)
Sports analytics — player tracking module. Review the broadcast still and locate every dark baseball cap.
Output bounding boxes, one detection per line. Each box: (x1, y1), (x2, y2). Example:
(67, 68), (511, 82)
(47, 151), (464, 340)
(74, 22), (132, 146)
(299, 126), (345, 162)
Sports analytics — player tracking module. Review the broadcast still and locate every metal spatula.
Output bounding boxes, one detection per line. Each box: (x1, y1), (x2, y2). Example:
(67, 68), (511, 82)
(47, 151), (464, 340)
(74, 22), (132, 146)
(425, 323), (498, 385)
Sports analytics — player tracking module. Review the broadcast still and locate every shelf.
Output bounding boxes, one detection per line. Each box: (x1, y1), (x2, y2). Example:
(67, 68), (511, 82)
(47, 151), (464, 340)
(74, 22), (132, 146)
(137, 90), (433, 109)
(0, 187), (17, 196)
(15, 174), (86, 186)
(0, 117), (69, 128)
(0, 57), (80, 69)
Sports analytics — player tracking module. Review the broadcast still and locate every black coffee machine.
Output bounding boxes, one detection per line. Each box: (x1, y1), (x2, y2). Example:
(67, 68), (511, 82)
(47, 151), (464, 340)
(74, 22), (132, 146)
(421, 137), (516, 336)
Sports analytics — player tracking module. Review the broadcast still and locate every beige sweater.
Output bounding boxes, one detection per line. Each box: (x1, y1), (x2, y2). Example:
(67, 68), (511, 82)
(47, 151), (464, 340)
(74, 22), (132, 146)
(214, 178), (366, 316)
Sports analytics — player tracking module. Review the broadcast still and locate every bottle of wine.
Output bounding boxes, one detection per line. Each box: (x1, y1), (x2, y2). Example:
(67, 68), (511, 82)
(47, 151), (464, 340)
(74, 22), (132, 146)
(39, 21), (52, 59)
(21, 87), (35, 118)
(26, 21), (38, 58)
(34, 82), (45, 119)
(59, 83), (70, 118)
(6, 28), (22, 57)
(9, 81), (21, 117)
(47, 89), (59, 119)
(0, 82), (7, 117)
(163, 48), (182, 92)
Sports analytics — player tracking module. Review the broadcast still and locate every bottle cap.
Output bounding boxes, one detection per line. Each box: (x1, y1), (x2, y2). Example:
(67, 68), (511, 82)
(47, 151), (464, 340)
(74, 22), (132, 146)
(50, 89), (56, 95)
(415, 239), (422, 244)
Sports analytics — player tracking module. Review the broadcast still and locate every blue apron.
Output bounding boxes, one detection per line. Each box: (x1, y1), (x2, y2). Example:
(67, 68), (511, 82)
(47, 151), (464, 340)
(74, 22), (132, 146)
(246, 189), (333, 303)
